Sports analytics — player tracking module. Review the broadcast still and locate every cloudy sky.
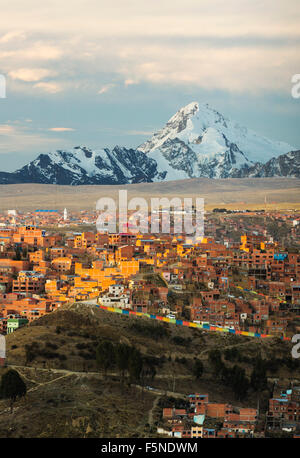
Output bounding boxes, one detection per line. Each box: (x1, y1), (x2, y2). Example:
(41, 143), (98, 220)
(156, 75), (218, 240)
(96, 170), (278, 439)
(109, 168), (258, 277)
(0, 0), (299, 170)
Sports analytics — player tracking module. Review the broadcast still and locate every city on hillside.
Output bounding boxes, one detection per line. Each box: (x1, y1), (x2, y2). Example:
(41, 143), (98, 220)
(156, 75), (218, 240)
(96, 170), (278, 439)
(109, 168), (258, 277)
(0, 207), (299, 438)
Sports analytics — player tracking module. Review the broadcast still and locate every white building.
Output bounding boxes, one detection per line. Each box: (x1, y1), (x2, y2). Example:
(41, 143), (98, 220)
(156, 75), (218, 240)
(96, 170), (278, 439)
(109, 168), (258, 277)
(99, 284), (130, 309)
(0, 334), (6, 366)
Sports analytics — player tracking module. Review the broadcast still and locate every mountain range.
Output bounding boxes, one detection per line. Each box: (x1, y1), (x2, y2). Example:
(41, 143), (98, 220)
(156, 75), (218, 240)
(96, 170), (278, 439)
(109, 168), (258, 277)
(0, 102), (299, 185)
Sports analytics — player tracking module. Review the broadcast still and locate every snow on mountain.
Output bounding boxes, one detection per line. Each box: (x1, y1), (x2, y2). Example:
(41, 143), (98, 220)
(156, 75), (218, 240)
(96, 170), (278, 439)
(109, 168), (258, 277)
(7, 146), (161, 185)
(0, 102), (297, 185)
(138, 102), (295, 180)
(233, 150), (300, 178)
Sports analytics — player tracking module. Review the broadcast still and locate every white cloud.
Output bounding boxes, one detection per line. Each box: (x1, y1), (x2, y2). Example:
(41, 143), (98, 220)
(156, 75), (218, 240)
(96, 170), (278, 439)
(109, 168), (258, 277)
(9, 68), (56, 82)
(117, 44), (300, 92)
(0, 1), (299, 39)
(0, 30), (26, 43)
(48, 127), (75, 132)
(0, 124), (16, 135)
(98, 83), (115, 95)
(124, 79), (137, 87)
(34, 81), (62, 93)
(0, 1), (299, 94)
(0, 121), (64, 155)
(22, 44), (62, 60)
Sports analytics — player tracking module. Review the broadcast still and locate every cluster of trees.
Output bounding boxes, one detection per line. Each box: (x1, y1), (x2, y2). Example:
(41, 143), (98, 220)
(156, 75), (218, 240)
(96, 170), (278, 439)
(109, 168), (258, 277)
(0, 369), (26, 413)
(212, 208), (228, 213)
(224, 347), (260, 365)
(250, 355), (268, 392)
(208, 350), (249, 400)
(158, 395), (190, 410)
(24, 341), (66, 364)
(192, 359), (204, 379)
(130, 321), (168, 339)
(208, 350), (268, 400)
(171, 335), (192, 347)
(224, 346), (299, 377)
(96, 340), (156, 386)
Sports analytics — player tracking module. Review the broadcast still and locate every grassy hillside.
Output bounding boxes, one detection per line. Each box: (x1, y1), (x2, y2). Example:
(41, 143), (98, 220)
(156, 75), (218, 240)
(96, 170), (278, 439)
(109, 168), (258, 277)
(0, 302), (299, 437)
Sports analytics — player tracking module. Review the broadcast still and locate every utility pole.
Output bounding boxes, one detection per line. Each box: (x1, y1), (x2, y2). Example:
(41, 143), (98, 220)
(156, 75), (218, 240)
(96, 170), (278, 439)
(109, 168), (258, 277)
(264, 195), (267, 237)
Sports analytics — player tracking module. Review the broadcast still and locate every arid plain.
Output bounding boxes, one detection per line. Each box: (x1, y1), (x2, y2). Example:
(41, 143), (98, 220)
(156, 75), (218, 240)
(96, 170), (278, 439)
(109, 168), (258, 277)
(0, 178), (299, 212)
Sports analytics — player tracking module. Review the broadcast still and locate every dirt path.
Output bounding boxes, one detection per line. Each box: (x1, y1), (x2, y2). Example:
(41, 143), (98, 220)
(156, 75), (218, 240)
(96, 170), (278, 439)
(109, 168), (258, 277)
(27, 372), (73, 393)
(198, 338), (258, 358)
(8, 364), (190, 397)
(2, 364), (189, 424)
(8, 364), (193, 380)
(148, 395), (160, 426)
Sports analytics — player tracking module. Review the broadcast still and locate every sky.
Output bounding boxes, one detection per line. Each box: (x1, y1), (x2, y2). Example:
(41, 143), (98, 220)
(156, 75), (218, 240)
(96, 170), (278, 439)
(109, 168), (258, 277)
(0, 0), (299, 171)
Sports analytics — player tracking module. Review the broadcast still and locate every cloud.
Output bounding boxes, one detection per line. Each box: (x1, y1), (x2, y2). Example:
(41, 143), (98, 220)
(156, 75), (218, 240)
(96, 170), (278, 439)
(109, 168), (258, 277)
(0, 122), (62, 154)
(34, 81), (62, 93)
(117, 44), (300, 92)
(0, 43), (62, 61)
(98, 83), (115, 95)
(0, 1), (299, 39)
(8, 68), (55, 82)
(22, 44), (62, 60)
(0, 30), (26, 43)
(124, 79), (137, 87)
(0, 1), (299, 95)
(126, 130), (153, 136)
(0, 124), (16, 135)
(48, 127), (75, 132)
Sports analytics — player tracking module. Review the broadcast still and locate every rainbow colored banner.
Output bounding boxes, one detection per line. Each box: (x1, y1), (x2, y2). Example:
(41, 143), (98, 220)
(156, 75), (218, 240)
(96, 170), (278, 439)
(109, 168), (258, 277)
(232, 284), (287, 303)
(95, 304), (291, 341)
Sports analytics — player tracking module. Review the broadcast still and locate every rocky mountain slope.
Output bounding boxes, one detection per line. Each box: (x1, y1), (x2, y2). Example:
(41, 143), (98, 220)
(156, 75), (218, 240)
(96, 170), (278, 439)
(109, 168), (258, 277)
(232, 150), (300, 178)
(0, 102), (297, 185)
(138, 102), (295, 180)
(0, 146), (163, 185)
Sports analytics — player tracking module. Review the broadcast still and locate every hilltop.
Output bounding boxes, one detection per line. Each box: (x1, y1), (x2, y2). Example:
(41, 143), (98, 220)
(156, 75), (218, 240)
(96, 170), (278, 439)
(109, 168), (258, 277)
(0, 302), (299, 438)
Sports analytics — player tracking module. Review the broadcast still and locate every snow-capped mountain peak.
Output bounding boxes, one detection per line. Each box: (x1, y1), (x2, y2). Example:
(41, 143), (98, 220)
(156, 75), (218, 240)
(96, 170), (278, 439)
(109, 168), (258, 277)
(138, 101), (295, 179)
(0, 102), (297, 185)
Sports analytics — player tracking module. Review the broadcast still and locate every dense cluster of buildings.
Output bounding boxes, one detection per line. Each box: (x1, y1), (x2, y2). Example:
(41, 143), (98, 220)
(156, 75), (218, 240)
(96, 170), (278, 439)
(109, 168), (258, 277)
(267, 386), (300, 433)
(0, 208), (299, 342)
(159, 393), (258, 438)
(159, 387), (300, 438)
(0, 207), (299, 436)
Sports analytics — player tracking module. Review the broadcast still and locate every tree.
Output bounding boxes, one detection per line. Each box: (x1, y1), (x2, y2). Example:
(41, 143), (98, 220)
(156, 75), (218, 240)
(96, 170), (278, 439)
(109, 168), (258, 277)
(141, 358), (156, 388)
(114, 343), (131, 383)
(24, 341), (39, 365)
(128, 347), (143, 385)
(220, 364), (249, 400)
(230, 365), (249, 400)
(96, 340), (115, 377)
(208, 349), (224, 377)
(224, 347), (240, 362)
(193, 359), (204, 379)
(0, 369), (27, 413)
(250, 355), (268, 392)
